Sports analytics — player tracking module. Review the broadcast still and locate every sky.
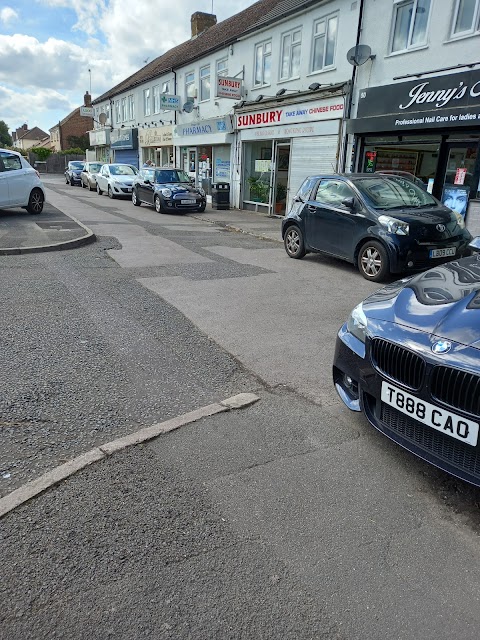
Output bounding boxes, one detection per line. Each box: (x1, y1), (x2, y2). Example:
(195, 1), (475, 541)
(0, 0), (254, 136)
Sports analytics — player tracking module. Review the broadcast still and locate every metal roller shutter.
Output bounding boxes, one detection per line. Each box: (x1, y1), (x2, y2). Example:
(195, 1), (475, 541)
(113, 150), (139, 168)
(287, 135), (340, 210)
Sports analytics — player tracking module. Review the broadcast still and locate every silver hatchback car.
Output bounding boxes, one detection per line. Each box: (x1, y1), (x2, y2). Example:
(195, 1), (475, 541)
(0, 148), (45, 214)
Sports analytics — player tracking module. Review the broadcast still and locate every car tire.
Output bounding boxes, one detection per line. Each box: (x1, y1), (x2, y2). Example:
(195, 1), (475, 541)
(284, 225), (306, 259)
(132, 189), (141, 206)
(198, 205), (206, 213)
(358, 240), (390, 282)
(97, 183), (103, 195)
(108, 185), (115, 199)
(70, 178), (75, 186)
(89, 182), (95, 191)
(81, 181), (86, 188)
(154, 196), (164, 214)
(26, 188), (44, 214)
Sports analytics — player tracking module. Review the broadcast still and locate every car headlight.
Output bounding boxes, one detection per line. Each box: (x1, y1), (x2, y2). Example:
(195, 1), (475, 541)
(161, 188), (172, 197)
(346, 303), (368, 343)
(378, 215), (409, 236)
(198, 188), (206, 196)
(114, 181), (123, 188)
(452, 211), (465, 229)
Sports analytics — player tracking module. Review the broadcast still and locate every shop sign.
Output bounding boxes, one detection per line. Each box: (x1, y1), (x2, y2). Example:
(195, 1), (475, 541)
(139, 125), (173, 147)
(80, 106), (93, 117)
(88, 129), (109, 146)
(236, 97), (344, 129)
(217, 76), (243, 100)
(160, 94), (181, 111)
(174, 116), (234, 137)
(110, 128), (138, 150)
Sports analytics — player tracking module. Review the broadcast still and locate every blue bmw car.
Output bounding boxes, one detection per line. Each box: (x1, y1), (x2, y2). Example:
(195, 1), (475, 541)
(333, 240), (480, 487)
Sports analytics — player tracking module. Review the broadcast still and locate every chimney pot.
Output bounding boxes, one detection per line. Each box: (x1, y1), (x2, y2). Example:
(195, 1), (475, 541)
(84, 91), (92, 107)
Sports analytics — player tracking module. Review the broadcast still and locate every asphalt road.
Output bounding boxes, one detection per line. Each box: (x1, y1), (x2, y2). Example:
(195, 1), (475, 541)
(1, 176), (480, 639)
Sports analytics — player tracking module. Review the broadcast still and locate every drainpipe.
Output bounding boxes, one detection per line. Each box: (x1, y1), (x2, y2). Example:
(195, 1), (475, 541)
(341, 0), (365, 172)
(172, 67), (177, 166)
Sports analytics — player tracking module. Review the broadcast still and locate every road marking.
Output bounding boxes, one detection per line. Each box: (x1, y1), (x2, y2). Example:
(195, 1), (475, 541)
(0, 393), (259, 519)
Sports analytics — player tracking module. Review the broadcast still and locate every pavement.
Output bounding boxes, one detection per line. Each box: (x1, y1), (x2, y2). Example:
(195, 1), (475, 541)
(0, 183), (282, 254)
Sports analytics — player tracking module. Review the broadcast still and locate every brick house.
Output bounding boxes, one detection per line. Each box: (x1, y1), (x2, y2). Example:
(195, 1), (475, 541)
(49, 92), (94, 151)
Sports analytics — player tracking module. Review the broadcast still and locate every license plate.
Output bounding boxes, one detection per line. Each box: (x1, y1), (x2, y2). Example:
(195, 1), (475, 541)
(381, 382), (478, 446)
(429, 247), (456, 258)
(181, 199), (195, 204)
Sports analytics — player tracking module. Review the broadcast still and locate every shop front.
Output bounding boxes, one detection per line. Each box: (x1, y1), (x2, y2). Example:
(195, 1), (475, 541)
(138, 125), (174, 167)
(236, 94), (345, 215)
(348, 69), (480, 231)
(88, 128), (111, 163)
(173, 116), (234, 196)
(111, 128), (139, 168)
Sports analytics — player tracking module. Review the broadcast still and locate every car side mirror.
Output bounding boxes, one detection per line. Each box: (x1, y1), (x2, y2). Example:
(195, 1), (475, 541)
(468, 236), (480, 253)
(342, 197), (356, 210)
(294, 195), (304, 203)
(144, 178), (151, 185)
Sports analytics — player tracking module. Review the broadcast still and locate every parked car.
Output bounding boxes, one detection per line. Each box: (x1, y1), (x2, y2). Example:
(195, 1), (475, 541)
(282, 174), (472, 282)
(132, 167), (206, 213)
(0, 148), (45, 214)
(81, 162), (104, 191)
(375, 170), (427, 190)
(65, 161), (85, 186)
(333, 237), (480, 487)
(96, 163), (138, 198)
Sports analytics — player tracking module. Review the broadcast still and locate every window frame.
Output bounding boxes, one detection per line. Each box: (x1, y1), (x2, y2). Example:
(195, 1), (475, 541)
(450, 0), (480, 37)
(153, 85), (161, 113)
(280, 27), (302, 81)
(121, 97), (127, 122)
(144, 88), (151, 116)
(253, 39), (272, 87)
(185, 71), (196, 103)
(162, 81), (170, 94)
(200, 65), (211, 102)
(311, 12), (338, 73)
(127, 94), (135, 121)
(115, 100), (121, 124)
(389, 0), (432, 54)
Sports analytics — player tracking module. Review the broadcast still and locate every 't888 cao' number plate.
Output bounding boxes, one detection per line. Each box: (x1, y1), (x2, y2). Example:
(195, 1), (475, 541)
(381, 382), (479, 446)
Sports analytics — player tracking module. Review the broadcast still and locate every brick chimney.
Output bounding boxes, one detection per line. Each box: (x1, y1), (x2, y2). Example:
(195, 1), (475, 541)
(84, 91), (92, 107)
(191, 12), (216, 38)
(22, 123), (28, 130)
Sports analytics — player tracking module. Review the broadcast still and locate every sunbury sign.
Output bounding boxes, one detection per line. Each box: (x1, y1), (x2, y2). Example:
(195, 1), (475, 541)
(349, 69), (480, 133)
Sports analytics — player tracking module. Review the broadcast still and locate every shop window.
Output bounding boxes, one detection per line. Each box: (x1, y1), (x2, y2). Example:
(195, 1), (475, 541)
(390, 0), (431, 53)
(144, 88), (151, 116)
(311, 13), (337, 72)
(254, 40), (272, 87)
(280, 28), (302, 80)
(451, 0), (480, 36)
(244, 141), (272, 203)
(153, 85), (161, 113)
(200, 65), (211, 101)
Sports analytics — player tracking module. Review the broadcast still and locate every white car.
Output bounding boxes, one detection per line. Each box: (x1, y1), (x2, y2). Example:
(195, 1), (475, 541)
(96, 163), (138, 199)
(0, 148), (45, 214)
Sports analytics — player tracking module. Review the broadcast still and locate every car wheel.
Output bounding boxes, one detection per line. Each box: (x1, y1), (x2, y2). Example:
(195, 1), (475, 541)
(197, 205), (206, 213)
(108, 185), (115, 199)
(154, 196), (164, 213)
(26, 188), (44, 214)
(358, 240), (389, 282)
(70, 177), (75, 186)
(81, 180), (86, 188)
(284, 225), (306, 259)
(97, 183), (103, 195)
(132, 189), (141, 206)
(89, 182), (95, 191)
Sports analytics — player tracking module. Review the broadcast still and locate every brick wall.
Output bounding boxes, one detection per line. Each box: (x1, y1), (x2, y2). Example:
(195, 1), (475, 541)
(60, 109), (93, 150)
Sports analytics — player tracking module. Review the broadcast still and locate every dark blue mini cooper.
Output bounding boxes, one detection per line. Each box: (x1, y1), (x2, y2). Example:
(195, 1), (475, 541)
(132, 168), (206, 214)
(282, 174), (472, 282)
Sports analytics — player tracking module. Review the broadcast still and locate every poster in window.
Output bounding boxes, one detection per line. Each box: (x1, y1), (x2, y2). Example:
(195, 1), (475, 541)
(441, 185), (470, 220)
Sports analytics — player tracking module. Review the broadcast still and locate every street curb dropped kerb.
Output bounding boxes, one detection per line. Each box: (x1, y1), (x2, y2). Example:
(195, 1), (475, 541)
(0, 393), (260, 519)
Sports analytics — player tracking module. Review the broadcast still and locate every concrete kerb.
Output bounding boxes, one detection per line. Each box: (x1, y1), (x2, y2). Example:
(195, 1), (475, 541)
(0, 210), (96, 255)
(0, 392), (259, 519)
(189, 212), (283, 244)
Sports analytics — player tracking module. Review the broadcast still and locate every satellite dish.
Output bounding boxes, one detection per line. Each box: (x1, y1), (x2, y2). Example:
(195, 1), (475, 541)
(98, 112), (107, 125)
(183, 102), (194, 113)
(346, 44), (375, 66)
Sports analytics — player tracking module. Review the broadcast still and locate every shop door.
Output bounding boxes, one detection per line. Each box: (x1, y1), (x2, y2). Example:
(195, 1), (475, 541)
(187, 148), (197, 185)
(271, 142), (290, 215)
(441, 145), (479, 220)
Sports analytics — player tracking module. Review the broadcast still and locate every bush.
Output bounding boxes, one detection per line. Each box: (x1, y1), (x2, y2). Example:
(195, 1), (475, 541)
(60, 148), (85, 156)
(30, 147), (53, 160)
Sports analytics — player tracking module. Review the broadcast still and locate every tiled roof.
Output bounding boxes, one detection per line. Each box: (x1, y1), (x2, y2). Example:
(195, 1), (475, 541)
(17, 126), (49, 140)
(92, 0), (285, 105)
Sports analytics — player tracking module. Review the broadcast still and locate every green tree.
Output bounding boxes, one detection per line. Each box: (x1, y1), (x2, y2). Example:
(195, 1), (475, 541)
(0, 120), (13, 146)
(66, 134), (89, 151)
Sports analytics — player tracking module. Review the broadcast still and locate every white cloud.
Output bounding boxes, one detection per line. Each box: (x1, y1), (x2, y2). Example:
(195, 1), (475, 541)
(0, 7), (18, 24)
(0, 84), (71, 130)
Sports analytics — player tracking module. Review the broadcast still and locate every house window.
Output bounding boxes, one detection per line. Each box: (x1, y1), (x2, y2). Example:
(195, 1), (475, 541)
(106, 104), (111, 124)
(312, 14), (337, 71)
(451, 0), (480, 36)
(115, 100), (121, 124)
(95, 107), (100, 127)
(162, 81), (170, 94)
(128, 95), (135, 121)
(144, 88), (151, 116)
(391, 0), (431, 52)
(153, 85), (161, 113)
(280, 28), (302, 80)
(185, 71), (195, 103)
(254, 40), (272, 86)
(217, 58), (228, 78)
(121, 97), (127, 122)
(200, 65), (210, 101)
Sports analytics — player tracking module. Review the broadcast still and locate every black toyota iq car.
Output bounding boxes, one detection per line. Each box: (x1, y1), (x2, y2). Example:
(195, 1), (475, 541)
(132, 168), (206, 214)
(282, 174), (472, 282)
(333, 238), (480, 487)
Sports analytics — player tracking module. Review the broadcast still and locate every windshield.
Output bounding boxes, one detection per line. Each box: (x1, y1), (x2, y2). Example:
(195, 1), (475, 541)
(109, 165), (137, 176)
(70, 162), (84, 170)
(155, 169), (190, 183)
(354, 176), (437, 210)
(89, 163), (102, 172)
